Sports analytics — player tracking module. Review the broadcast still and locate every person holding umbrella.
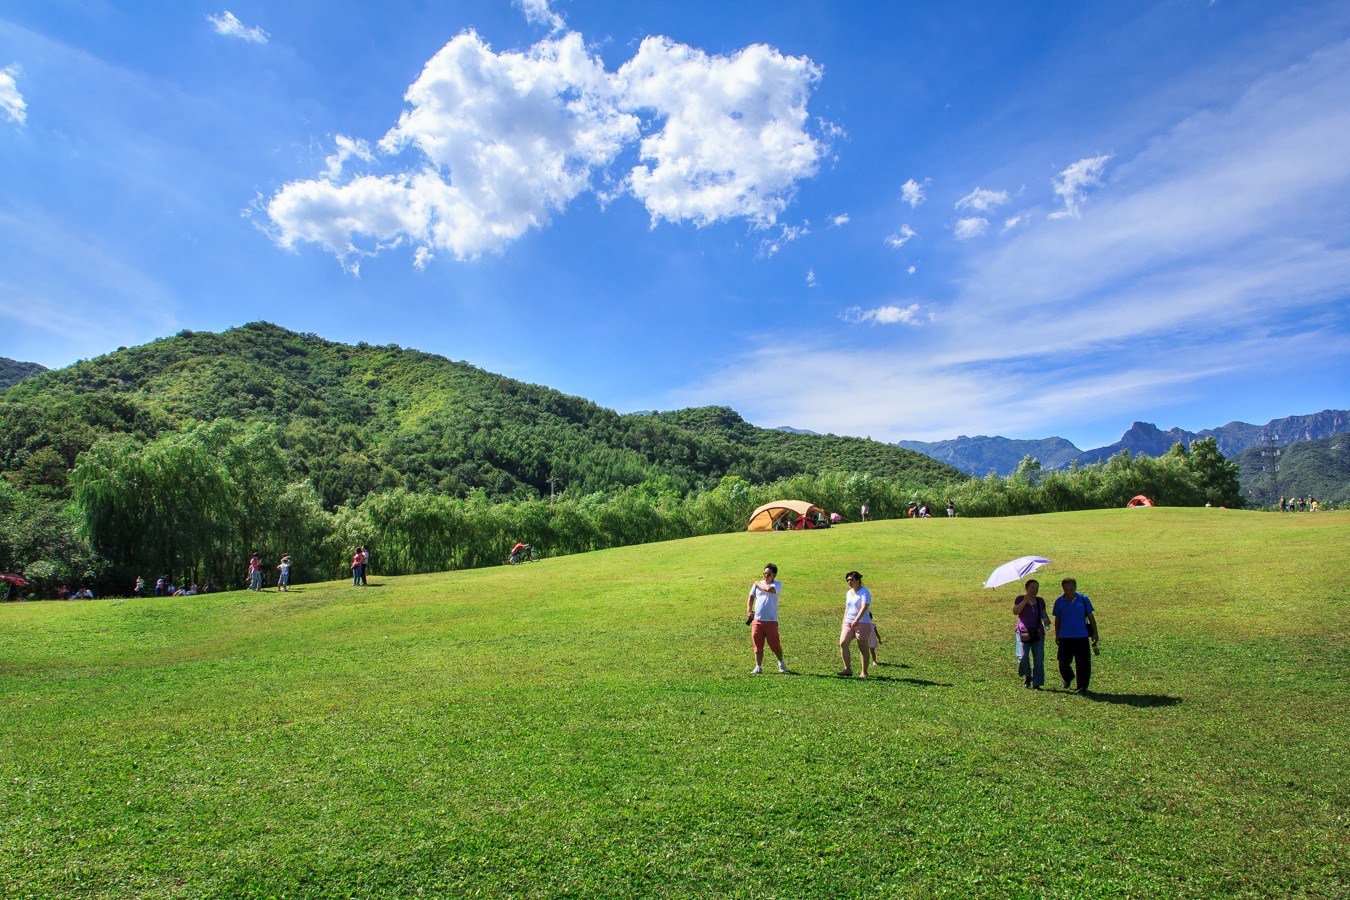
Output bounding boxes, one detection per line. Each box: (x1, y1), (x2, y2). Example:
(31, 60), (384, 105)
(1013, 579), (1051, 689)
(1053, 577), (1099, 694)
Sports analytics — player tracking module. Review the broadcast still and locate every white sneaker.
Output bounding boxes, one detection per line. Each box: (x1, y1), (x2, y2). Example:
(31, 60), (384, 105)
(778, 661), (788, 674)
(751, 665), (762, 674)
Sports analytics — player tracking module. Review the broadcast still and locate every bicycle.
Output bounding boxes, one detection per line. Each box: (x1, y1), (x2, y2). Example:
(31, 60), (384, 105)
(507, 546), (540, 565)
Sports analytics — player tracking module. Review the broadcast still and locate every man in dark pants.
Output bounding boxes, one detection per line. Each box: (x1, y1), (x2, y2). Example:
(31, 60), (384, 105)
(1052, 577), (1099, 694)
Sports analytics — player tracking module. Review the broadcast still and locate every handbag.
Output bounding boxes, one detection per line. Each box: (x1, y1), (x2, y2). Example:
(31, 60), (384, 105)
(1019, 628), (1043, 644)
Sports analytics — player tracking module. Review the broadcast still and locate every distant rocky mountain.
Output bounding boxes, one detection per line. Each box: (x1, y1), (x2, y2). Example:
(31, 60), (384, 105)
(1076, 410), (1350, 466)
(0, 357), (46, 390)
(897, 409), (1350, 476)
(894, 435), (1081, 476)
(774, 425), (821, 436)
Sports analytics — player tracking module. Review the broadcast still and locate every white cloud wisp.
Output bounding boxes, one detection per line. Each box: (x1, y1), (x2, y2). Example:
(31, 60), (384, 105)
(0, 64), (26, 125)
(207, 11), (269, 44)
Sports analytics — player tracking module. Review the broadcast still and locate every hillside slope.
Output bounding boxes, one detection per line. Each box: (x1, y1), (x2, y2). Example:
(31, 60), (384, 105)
(1236, 432), (1350, 506)
(0, 322), (963, 507)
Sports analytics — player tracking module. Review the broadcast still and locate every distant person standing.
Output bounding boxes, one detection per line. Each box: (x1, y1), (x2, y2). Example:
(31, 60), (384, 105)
(1053, 578), (1098, 694)
(133, 576), (145, 598)
(248, 552), (263, 591)
(351, 547), (364, 586)
(839, 571), (874, 679)
(277, 555), (292, 592)
(860, 503), (869, 522)
(747, 563), (787, 674)
(946, 499), (956, 517)
(359, 546), (369, 585)
(1013, 579), (1050, 689)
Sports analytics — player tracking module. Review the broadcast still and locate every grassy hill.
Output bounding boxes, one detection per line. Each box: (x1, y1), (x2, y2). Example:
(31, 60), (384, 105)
(2, 508), (1345, 898)
(0, 322), (961, 507)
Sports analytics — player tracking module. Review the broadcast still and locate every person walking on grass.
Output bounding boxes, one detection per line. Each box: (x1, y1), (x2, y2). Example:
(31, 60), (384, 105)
(839, 571), (874, 679)
(747, 563), (787, 674)
(1013, 579), (1051, 689)
(1053, 577), (1099, 694)
(248, 552), (263, 591)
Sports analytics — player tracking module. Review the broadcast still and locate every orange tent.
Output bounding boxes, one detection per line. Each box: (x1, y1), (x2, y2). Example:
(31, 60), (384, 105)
(747, 499), (823, 532)
(1126, 495), (1155, 508)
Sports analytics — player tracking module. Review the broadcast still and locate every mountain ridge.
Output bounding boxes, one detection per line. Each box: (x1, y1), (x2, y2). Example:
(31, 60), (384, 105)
(896, 409), (1349, 477)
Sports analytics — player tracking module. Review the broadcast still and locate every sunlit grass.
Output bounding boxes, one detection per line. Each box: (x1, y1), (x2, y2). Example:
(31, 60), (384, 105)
(1, 509), (1347, 898)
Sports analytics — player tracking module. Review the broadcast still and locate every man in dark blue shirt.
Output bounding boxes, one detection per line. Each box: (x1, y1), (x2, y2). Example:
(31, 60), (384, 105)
(1052, 577), (1099, 694)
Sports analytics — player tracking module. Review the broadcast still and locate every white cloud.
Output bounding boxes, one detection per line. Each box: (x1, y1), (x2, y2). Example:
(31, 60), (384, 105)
(516, 0), (565, 33)
(830, 213), (850, 227)
(268, 29), (829, 266)
(1048, 154), (1112, 219)
(901, 178), (926, 207)
(0, 64), (26, 126)
(207, 11), (269, 44)
(806, 268), (817, 287)
(885, 224), (916, 248)
(907, 265), (917, 275)
(618, 37), (827, 226)
(953, 217), (988, 240)
(955, 187), (1009, 212)
(1002, 213), (1028, 232)
(842, 303), (924, 325)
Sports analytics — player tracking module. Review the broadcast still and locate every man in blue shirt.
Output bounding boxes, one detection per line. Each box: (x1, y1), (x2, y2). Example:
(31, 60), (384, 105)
(1052, 577), (1099, 694)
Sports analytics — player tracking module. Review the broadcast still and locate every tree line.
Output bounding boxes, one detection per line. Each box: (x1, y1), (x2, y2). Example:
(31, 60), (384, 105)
(0, 422), (1242, 598)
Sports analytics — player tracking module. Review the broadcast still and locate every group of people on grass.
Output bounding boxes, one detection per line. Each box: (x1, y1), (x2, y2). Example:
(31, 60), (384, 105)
(140, 576), (207, 597)
(746, 564), (881, 678)
(745, 566), (1100, 693)
(245, 552), (293, 591)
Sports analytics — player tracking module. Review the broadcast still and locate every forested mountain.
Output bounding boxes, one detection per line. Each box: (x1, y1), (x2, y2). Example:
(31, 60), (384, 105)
(1236, 433), (1350, 506)
(0, 322), (960, 509)
(0, 357), (46, 391)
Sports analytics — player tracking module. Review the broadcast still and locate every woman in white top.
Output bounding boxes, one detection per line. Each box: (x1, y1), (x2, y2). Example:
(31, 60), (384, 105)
(840, 570), (874, 678)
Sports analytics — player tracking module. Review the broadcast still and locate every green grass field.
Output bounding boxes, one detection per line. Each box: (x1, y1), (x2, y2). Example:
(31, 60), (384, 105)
(2, 509), (1347, 898)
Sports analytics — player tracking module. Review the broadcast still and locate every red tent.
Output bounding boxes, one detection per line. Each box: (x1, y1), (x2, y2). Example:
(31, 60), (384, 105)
(1126, 495), (1154, 508)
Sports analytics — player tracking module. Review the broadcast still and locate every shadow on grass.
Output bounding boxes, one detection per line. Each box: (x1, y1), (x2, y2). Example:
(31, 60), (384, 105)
(793, 672), (953, 687)
(1079, 691), (1182, 708)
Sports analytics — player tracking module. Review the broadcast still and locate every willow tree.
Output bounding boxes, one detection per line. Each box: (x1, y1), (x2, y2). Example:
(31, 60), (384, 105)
(71, 431), (231, 583)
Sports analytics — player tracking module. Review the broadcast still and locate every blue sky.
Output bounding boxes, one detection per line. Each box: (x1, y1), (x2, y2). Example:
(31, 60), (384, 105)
(2, 1), (1348, 450)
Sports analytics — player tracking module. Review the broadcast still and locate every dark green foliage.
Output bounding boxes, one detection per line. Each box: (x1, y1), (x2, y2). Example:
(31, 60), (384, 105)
(1236, 433), (1350, 507)
(0, 356), (46, 391)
